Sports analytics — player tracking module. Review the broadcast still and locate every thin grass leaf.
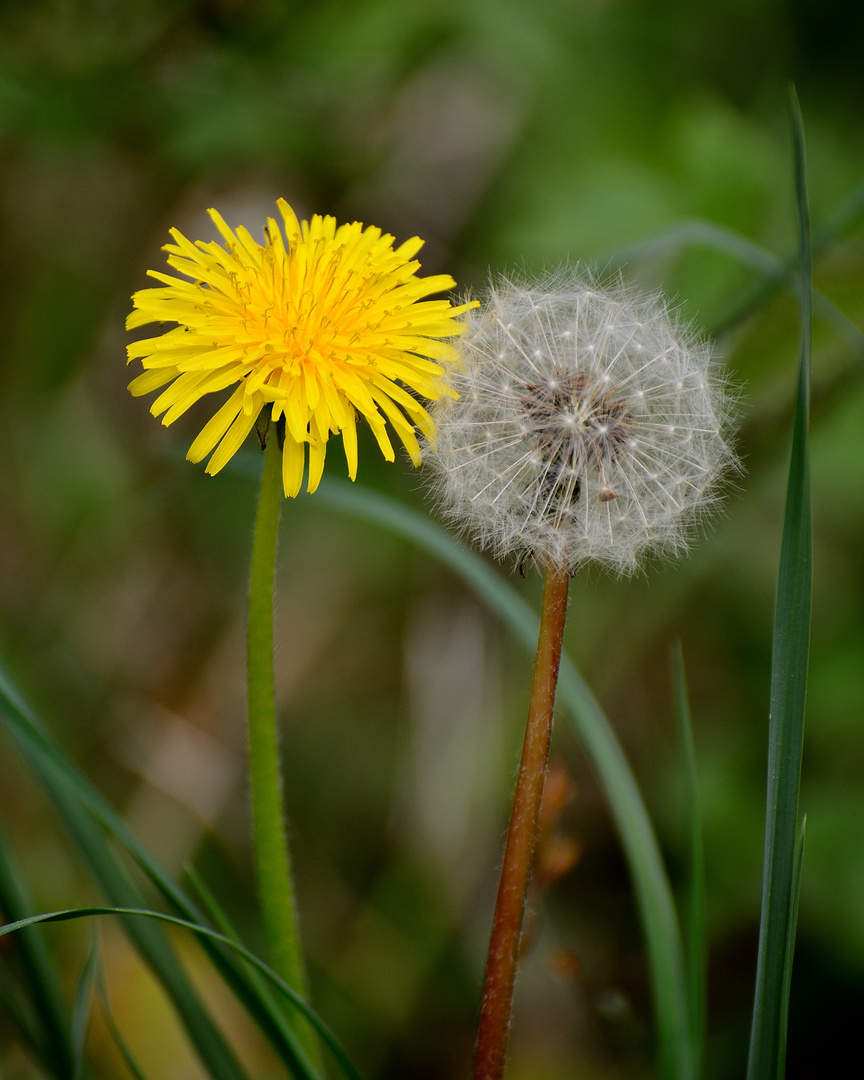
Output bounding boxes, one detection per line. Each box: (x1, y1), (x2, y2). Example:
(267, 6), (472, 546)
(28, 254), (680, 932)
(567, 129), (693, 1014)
(0, 907), (363, 1080)
(0, 675), (260, 1080)
(810, 172), (864, 251)
(71, 941), (98, 1077)
(0, 668), (342, 1076)
(184, 865), (295, 1044)
(606, 216), (864, 356)
(290, 477), (693, 1080)
(671, 642), (705, 1072)
(556, 657), (693, 1080)
(746, 89), (813, 1080)
(0, 966), (48, 1067)
(609, 218), (785, 278)
(0, 813), (75, 1077)
(778, 817), (806, 1068)
(47, 771), (253, 1080)
(95, 962), (151, 1080)
(184, 864), (281, 1013)
(184, 865), (243, 944)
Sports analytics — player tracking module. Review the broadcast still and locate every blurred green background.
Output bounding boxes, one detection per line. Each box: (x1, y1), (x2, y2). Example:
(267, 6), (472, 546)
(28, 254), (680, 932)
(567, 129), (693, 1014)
(1, 0), (863, 1077)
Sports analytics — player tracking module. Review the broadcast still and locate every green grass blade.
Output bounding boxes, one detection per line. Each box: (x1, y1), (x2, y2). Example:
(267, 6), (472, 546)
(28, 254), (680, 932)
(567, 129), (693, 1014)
(671, 643), (706, 1072)
(779, 817), (806, 1067)
(71, 942), (98, 1077)
(184, 864), (282, 1014)
(606, 216), (863, 355)
(95, 961), (151, 1080)
(0, 907), (363, 1080)
(49, 776), (253, 1080)
(184, 864), (304, 1059)
(746, 89), (813, 1080)
(555, 663), (692, 1080)
(0, 668), (341, 1076)
(184, 864), (243, 944)
(295, 478), (693, 1080)
(609, 218), (787, 277)
(0, 676), (256, 1080)
(0, 967), (50, 1069)
(0, 813), (75, 1076)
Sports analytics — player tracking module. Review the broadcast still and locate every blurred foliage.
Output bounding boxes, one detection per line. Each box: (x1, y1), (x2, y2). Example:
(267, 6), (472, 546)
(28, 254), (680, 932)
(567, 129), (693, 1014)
(0, 0), (863, 1078)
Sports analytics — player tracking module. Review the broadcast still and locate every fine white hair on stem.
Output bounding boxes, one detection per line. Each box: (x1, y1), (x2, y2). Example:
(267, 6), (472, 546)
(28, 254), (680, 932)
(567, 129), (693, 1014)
(423, 270), (740, 576)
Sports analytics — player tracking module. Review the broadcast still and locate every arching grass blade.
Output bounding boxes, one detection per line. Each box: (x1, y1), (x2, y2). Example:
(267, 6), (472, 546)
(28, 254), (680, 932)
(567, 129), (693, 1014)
(671, 642), (706, 1073)
(0, 906), (363, 1080)
(291, 478), (693, 1080)
(0, 813), (75, 1077)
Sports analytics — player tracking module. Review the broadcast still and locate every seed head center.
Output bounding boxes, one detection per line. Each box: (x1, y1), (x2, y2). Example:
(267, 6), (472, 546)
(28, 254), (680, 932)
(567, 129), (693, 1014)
(519, 369), (634, 474)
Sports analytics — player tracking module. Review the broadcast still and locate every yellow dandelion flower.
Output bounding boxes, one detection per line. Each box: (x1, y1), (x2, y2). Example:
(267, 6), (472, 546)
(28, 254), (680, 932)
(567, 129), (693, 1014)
(126, 199), (473, 497)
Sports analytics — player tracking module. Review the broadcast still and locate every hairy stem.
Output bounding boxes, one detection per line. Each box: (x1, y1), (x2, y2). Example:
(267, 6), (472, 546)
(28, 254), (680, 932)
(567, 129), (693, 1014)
(473, 563), (571, 1080)
(247, 438), (317, 1058)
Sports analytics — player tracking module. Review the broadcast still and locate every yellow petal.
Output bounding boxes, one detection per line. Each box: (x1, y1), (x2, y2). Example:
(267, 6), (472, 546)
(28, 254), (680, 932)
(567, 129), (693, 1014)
(341, 409), (358, 480)
(186, 385), (246, 463)
(205, 406), (260, 475)
(128, 367), (177, 396)
(282, 435), (306, 497)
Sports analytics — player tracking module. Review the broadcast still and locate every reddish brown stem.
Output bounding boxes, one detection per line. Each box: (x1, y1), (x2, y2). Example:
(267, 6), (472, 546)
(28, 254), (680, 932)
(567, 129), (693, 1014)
(473, 563), (571, 1080)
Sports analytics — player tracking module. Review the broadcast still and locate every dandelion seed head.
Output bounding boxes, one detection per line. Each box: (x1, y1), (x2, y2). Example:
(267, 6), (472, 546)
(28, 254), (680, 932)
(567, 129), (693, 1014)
(424, 271), (739, 575)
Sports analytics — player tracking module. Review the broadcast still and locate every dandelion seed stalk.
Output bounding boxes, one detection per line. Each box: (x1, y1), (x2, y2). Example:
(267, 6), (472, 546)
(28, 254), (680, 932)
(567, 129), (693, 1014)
(426, 271), (738, 1079)
(474, 562), (570, 1080)
(247, 434), (317, 1057)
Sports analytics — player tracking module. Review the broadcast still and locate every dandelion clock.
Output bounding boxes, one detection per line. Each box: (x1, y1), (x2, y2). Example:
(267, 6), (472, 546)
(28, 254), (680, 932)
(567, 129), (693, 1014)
(424, 271), (738, 1080)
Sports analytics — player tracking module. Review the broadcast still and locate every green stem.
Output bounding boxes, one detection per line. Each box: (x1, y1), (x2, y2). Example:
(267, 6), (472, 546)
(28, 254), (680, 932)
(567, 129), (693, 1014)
(473, 563), (570, 1080)
(247, 437), (316, 1058)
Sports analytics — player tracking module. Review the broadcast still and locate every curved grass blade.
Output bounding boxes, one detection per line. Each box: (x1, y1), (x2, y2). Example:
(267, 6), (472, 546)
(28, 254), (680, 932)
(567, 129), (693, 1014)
(671, 643), (706, 1073)
(71, 941), (98, 1076)
(746, 89), (813, 1080)
(0, 967), (50, 1069)
(184, 864), (243, 945)
(184, 864), (282, 1017)
(95, 960), (151, 1080)
(45, 772), (252, 1080)
(811, 172), (864, 250)
(606, 216), (864, 356)
(0, 907), (363, 1080)
(293, 477), (693, 1080)
(183, 863), (312, 1066)
(609, 218), (786, 278)
(96, 959), (153, 1080)
(0, 813), (75, 1077)
(0, 671), (341, 1079)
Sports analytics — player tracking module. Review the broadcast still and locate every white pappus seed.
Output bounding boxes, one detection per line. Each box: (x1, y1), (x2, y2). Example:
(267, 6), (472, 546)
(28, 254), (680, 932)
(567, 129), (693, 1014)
(423, 271), (739, 576)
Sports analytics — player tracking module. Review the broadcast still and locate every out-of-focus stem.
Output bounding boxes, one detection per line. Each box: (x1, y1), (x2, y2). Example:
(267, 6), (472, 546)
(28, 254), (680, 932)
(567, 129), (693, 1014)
(473, 562), (571, 1080)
